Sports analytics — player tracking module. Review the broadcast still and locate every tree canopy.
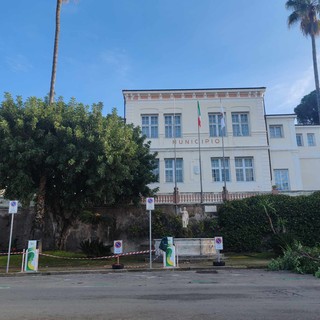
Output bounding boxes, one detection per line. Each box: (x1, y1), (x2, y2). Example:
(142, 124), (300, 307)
(294, 90), (320, 124)
(0, 93), (158, 248)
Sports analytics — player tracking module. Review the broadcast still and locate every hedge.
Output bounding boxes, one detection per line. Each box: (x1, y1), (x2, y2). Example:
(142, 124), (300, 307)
(218, 192), (320, 252)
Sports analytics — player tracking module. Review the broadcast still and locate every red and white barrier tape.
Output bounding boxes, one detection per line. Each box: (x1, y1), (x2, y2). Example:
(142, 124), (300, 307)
(0, 251), (23, 256)
(0, 249), (156, 260)
(40, 249), (156, 260)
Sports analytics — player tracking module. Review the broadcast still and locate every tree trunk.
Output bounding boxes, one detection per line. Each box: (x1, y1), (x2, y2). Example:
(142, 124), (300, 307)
(56, 218), (72, 250)
(32, 175), (47, 240)
(47, 202), (73, 250)
(49, 0), (62, 104)
(311, 33), (320, 124)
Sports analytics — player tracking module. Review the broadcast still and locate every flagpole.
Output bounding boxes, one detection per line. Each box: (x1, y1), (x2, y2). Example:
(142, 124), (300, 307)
(173, 97), (178, 213)
(220, 99), (227, 201)
(197, 101), (203, 204)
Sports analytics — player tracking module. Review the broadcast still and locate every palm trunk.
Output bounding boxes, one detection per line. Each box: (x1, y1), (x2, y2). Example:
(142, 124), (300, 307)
(311, 33), (320, 124)
(49, 0), (62, 104)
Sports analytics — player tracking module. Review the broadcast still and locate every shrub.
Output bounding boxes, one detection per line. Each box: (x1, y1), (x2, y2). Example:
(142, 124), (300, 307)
(269, 233), (296, 256)
(152, 210), (184, 239)
(79, 239), (112, 257)
(267, 242), (320, 277)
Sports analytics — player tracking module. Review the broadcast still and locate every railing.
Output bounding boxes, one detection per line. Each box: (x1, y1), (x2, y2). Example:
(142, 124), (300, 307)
(147, 191), (269, 205)
(1, 190), (317, 208)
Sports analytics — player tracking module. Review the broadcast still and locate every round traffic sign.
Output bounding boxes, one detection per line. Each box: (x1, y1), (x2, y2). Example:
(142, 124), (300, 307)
(115, 241), (122, 248)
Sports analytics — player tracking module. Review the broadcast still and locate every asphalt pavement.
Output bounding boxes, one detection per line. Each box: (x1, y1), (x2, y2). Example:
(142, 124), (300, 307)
(0, 268), (319, 320)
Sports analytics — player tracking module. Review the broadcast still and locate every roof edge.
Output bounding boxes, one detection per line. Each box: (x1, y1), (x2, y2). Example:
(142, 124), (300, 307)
(123, 87), (266, 93)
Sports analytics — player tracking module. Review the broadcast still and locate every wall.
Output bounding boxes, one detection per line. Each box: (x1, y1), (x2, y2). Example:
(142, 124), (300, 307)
(0, 204), (210, 252)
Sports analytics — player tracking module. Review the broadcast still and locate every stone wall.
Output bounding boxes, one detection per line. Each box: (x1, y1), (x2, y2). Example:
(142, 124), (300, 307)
(0, 207), (34, 252)
(0, 204), (212, 252)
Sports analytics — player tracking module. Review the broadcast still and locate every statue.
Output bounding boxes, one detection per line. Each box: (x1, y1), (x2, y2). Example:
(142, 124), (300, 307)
(180, 207), (189, 228)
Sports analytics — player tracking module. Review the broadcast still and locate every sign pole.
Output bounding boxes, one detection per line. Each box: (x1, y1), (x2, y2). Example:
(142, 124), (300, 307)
(6, 200), (18, 273)
(149, 209), (152, 269)
(146, 197), (155, 270)
(6, 212), (15, 273)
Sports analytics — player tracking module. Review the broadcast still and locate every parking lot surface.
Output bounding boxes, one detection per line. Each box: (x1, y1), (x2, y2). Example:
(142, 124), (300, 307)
(0, 269), (319, 320)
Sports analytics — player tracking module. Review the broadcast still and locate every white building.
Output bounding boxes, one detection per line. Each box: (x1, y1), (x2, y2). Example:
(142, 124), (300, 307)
(123, 88), (320, 201)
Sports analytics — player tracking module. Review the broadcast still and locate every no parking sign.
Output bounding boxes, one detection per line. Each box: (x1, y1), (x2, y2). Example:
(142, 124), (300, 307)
(9, 201), (18, 214)
(114, 240), (123, 254)
(214, 237), (223, 250)
(146, 197), (155, 211)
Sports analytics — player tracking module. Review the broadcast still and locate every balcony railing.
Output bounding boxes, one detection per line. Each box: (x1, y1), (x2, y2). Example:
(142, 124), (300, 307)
(144, 191), (268, 205)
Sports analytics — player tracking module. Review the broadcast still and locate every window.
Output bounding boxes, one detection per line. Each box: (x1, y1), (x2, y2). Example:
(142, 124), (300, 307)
(211, 158), (230, 182)
(232, 112), (249, 136)
(209, 113), (226, 137)
(165, 158), (183, 183)
(164, 114), (181, 138)
(235, 157), (254, 181)
(269, 125), (283, 138)
(274, 169), (290, 191)
(152, 159), (160, 182)
(141, 115), (158, 138)
(307, 133), (316, 146)
(296, 134), (303, 146)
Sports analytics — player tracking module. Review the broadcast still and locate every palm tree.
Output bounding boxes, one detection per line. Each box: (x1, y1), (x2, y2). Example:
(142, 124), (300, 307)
(49, 0), (70, 104)
(286, 0), (320, 124)
(33, 0), (71, 241)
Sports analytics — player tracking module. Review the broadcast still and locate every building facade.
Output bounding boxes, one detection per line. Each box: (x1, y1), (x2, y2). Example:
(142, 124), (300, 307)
(123, 88), (320, 200)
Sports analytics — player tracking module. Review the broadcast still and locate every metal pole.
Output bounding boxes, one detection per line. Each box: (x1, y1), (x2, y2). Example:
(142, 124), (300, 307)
(198, 101), (203, 204)
(6, 213), (15, 273)
(149, 209), (152, 269)
(220, 99), (227, 199)
(21, 249), (25, 273)
(222, 130), (226, 191)
(173, 98), (178, 214)
(197, 114), (204, 203)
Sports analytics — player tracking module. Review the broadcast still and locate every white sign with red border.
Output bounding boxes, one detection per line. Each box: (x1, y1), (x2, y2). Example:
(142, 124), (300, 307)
(214, 237), (223, 250)
(114, 240), (123, 254)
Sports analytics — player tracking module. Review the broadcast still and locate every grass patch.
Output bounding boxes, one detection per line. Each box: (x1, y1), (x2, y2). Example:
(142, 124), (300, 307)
(0, 251), (276, 273)
(0, 251), (148, 273)
(225, 252), (276, 267)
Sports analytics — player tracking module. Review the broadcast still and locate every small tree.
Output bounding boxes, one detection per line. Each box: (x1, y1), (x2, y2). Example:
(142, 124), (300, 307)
(294, 90), (320, 124)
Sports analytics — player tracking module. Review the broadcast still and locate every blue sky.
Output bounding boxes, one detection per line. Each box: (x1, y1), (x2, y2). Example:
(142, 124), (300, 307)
(0, 1), (317, 116)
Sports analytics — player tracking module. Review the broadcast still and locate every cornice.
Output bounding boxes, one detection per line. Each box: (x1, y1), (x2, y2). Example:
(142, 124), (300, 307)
(123, 88), (266, 101)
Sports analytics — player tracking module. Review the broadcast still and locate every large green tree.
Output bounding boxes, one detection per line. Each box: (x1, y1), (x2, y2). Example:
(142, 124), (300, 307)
(294, 90), (320, 123)
(286, 0), (320, 124)
(0, 94), (157, 248)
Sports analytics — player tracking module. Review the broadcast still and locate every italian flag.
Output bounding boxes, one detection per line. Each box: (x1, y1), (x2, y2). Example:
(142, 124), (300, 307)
(197, 101), (201, 127)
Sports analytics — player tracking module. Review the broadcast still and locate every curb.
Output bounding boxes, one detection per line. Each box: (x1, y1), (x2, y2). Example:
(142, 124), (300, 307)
(0, 265), (261, 277)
